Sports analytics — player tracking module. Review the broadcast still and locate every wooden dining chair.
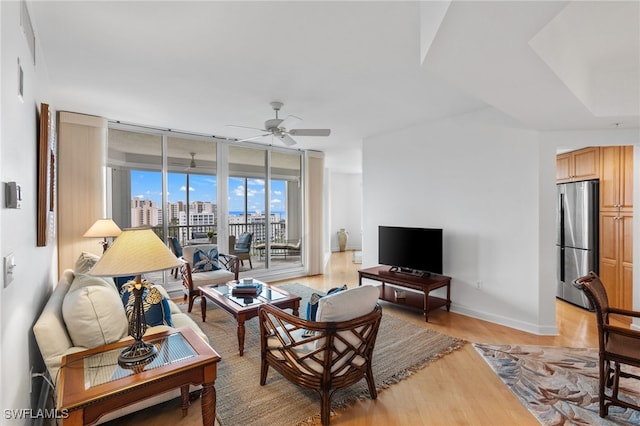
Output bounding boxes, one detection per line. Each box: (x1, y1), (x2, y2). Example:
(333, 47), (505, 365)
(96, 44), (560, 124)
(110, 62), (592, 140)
(574, 272), (640, 417)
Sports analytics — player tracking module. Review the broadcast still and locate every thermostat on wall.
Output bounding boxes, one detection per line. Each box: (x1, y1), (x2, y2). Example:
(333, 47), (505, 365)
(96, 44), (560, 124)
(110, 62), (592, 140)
(5, 182), (22, 209)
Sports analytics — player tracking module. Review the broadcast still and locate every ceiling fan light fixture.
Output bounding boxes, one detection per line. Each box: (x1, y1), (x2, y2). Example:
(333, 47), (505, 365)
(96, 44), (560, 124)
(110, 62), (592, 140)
(226, 101), (331, 146)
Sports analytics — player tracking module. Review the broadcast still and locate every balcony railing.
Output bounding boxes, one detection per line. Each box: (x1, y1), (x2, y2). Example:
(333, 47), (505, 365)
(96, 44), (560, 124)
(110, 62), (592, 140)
(152, 222), (290, 251)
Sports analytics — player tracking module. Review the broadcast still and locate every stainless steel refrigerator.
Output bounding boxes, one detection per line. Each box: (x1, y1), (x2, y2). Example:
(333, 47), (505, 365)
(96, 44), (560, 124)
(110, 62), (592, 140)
(556, 180), (598, 309)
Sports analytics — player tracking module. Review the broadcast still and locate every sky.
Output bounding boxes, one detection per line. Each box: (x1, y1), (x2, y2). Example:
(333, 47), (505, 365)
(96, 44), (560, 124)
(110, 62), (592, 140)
(131, 170), (287, 213)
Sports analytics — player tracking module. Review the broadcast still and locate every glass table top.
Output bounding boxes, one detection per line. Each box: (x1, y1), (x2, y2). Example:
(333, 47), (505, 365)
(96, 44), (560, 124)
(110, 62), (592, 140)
(81, 333), (196, 389)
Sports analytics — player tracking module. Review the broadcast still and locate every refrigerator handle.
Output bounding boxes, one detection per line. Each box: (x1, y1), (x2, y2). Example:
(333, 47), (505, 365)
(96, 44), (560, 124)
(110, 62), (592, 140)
(560, 248), (565, 282)
(559, 192), (565, 282)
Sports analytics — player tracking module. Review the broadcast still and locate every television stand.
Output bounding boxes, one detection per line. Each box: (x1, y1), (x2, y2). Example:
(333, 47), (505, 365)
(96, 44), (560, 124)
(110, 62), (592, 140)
(358, 265), (451, 322)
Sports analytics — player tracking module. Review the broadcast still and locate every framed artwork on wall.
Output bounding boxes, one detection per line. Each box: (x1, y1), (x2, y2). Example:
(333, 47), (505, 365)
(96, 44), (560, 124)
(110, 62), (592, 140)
(37, 102), (56, 246)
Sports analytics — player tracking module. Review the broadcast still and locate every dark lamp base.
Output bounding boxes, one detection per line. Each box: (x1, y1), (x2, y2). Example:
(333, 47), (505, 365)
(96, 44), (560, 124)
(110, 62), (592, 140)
(118, 339), (158, 368)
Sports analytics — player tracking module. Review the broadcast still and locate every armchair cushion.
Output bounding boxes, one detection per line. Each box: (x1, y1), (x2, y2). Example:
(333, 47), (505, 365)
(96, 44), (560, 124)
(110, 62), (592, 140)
(306, 285), (348, 322)
(182, 244), (218, 264)
(316, 285), (380, 322)
(192, 247), (220, 273)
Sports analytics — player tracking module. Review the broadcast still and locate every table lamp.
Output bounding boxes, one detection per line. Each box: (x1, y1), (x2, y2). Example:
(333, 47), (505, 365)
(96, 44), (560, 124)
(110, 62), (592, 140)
(83, 218), (122, 253)
(90, 227), (181, 367)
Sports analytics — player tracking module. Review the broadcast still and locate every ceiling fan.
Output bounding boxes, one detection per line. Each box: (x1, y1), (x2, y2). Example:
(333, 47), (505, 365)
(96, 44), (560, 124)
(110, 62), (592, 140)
(227, 101), (331, 146)
(169, 152), (197, 171)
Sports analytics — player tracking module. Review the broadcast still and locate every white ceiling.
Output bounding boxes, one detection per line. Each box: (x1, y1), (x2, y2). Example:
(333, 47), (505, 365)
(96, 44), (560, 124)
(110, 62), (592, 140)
(28, 1), (640, 173)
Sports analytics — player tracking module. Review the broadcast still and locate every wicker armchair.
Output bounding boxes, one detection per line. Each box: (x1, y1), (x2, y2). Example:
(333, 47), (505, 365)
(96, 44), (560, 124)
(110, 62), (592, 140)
(574, 272), (640, 417)
(259, 289), (382, 425)
(179, 245), (239, 316)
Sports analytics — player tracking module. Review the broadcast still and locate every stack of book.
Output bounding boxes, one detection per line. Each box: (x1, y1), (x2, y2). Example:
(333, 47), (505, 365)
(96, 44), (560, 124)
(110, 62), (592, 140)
(231, 279), (262, 296)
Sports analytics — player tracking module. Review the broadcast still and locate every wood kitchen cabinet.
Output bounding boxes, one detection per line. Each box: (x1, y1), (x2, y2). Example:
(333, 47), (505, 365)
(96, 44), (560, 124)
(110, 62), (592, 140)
(598, 145), (633, 313)
(556, 147), (600, 183)
(600, 212), (633, 310)
(600, 145), (634, 212)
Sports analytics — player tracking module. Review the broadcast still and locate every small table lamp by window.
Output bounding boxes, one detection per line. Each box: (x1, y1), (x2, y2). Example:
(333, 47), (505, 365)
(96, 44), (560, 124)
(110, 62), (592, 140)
(90, 227), (181, 367)
(83, 219), (122, 253)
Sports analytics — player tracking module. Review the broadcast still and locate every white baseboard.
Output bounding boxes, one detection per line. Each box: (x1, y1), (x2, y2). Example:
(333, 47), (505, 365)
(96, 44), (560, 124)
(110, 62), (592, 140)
(450, 303), (559, 336)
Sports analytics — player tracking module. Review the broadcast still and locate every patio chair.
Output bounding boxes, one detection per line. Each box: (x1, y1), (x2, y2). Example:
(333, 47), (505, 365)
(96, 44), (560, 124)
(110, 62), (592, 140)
(574, 272), (640, 417)
(233, 232), (253, 269)
(169, 236), (183, 278)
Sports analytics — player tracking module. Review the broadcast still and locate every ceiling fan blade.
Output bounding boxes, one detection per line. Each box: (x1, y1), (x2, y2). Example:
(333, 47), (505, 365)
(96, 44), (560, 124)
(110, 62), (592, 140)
(237, 133), (271, 143)
(289, 129), (331, 137)
(226, 124), (268, 132)
(278, 115), (302, 131)
(278, 133), (297, 146)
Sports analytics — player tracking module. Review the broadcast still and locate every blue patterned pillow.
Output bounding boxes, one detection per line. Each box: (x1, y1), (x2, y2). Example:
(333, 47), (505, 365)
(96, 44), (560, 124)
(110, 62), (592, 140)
(192, 247), (220, 273)
(120, 282), (172, 327)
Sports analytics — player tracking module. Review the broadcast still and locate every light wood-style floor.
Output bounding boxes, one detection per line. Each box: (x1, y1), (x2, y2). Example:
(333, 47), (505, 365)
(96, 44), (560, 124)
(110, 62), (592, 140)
(118, 250), (602, 426)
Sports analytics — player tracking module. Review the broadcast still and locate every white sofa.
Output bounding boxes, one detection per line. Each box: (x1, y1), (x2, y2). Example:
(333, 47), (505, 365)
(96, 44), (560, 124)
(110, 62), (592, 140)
(33, 255), (208, 424)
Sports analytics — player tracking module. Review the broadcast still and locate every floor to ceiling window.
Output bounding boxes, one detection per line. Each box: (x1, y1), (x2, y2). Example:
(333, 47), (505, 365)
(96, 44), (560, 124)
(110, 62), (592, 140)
(107, 124), (304, 287)
(228, 145), (303, 271)
(268, 151), (303, 268)
(166, 136), (217, 246)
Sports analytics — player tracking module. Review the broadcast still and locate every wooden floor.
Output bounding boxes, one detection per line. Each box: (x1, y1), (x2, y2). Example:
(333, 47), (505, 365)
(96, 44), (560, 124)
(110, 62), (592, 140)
(119, 250), (602, 426)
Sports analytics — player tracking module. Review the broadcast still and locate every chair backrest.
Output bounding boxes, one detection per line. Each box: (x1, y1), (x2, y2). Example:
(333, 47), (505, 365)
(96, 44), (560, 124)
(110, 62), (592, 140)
(574, 272), (609, 326)
(169, 236), (183, 257)
(235, 232), (252, 250)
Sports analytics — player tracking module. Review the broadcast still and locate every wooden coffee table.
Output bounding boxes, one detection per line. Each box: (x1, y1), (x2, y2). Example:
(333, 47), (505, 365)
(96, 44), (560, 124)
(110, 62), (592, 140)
(57, 327), (220, 426)
(198, 280), (301, 356)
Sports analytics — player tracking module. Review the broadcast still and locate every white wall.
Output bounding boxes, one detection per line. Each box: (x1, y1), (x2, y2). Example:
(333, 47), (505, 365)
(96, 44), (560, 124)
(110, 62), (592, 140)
(1, 1), (56, 418)
(362, 107), (640, 334)
(363, 108), (553, 333)
(329, 171), (362, 252)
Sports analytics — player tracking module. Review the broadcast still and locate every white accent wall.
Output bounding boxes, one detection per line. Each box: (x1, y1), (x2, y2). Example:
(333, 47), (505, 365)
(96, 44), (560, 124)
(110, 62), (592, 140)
(362, 107), (639, 334)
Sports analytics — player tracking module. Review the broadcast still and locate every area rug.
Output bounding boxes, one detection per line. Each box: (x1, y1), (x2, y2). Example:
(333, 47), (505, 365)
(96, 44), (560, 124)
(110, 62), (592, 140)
(182, 283), (466, 426)
(474, 343), (640, 425)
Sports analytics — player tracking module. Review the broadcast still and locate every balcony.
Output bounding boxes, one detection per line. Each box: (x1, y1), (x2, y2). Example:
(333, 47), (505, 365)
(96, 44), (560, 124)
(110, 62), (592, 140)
(151, 222), (301, 271)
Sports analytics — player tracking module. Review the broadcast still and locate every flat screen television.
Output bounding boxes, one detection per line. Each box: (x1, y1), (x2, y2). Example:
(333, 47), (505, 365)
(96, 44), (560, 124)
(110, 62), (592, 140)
(378, 226), (443, 277)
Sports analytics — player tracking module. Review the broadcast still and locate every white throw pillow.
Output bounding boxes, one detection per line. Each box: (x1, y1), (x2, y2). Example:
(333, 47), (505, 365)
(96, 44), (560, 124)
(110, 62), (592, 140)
(69, 273), (117, 293)
(73, 251), (116, 288)
(74, 251), (101, 274)
(62, 285), (128, 348)
(316, 285), (380, 322)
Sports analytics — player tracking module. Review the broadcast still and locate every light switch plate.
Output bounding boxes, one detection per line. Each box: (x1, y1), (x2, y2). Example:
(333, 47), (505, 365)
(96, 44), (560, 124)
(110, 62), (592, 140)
(4, 253), (15, 287)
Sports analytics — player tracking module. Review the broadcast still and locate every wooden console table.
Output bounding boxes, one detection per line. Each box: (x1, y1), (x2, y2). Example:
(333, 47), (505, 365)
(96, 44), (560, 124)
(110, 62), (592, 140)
(358, 265), (451, 322)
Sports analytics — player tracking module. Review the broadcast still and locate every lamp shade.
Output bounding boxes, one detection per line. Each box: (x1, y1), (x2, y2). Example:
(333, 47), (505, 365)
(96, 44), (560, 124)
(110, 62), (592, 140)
(90, 227), (180, 277)
(83, 219), (122, 238)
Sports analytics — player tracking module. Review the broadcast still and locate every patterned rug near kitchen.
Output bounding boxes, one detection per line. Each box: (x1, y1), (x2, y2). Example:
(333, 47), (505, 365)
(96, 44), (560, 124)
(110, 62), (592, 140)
(474, 343), (640, 425)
